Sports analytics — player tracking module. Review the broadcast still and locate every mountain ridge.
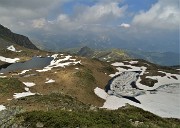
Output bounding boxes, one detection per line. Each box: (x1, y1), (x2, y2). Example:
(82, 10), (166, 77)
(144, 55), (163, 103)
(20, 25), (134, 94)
(71, 46), (180, 66)
(0, 25), (179, 127)
(0, 24), (38, 50)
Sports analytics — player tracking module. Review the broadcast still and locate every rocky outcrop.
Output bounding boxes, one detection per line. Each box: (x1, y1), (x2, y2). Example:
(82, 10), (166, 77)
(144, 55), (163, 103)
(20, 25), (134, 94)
(0, 24), (38, 50)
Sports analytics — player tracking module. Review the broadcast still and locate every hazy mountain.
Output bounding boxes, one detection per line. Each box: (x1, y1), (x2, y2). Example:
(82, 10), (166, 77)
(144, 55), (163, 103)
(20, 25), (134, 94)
(68, 46), (179, 66)
(127, 50), (180, 66)
(29, 29), (179, 54)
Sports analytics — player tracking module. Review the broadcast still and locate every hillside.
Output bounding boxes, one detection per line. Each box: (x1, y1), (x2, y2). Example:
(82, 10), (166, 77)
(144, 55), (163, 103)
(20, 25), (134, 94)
(0, 24), (38, 50)
(76, 46), (130, 61)
(0, 26), (180, 127)
(0, 45), (179, 126)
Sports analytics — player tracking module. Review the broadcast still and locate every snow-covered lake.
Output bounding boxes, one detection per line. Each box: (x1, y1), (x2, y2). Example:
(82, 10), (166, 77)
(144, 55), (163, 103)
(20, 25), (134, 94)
(0, 57), (53, 73)
(95, 61), (180, 118)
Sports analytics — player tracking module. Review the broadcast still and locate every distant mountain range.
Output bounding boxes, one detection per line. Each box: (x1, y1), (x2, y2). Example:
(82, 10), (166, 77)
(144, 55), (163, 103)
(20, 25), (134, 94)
(66, 46), (180, 66)
(126, 50), (180, 66)
(30, 28), (179, 54)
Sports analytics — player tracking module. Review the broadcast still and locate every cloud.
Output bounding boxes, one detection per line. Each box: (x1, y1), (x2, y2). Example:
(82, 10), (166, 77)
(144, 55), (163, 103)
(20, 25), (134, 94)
(0, 0), (127, 33)
(132, 0), (180, 30)
(36, 0), (128, 32)
(0, 0), (68, 32)
(75, 2), (127, 23)
(32, 18), (46, 28)
(119, 23), (130, 28)
(0, 0), (179, 53)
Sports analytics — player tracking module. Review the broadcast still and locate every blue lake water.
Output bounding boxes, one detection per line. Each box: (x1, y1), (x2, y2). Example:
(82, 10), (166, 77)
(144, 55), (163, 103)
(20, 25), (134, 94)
(0, 57), (53, 73)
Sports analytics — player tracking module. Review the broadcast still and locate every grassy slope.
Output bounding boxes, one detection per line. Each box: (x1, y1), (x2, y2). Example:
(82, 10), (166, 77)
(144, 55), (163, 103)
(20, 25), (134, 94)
(8, 93), (91, 112)
(0, 43), (180, 127)
(15, 105), (180, 128)
(0, 78), (25, 103)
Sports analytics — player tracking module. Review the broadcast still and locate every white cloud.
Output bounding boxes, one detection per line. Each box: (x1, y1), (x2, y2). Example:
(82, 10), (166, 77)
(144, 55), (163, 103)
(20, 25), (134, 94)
(119, 23), (130, 28)
(0, 0), (68, 32)
(132, 0), (180, 30)
(77, 2), (127, 23)
(32, 18), (47, 28)
(0, 0), (127, 33)
(44, 0), (127, 31)
(57, 14), (70, 22)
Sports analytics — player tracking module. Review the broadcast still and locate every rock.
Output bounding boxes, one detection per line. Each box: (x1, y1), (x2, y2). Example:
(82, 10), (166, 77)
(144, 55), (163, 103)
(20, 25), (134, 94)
(36, 122), (44, 128)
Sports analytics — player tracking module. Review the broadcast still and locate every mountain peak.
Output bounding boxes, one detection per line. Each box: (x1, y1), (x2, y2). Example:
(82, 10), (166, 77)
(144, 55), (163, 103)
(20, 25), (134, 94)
(77, 46), (94, 57)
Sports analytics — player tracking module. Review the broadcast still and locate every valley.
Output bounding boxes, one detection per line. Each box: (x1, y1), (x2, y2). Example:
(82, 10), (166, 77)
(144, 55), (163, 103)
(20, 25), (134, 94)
(0, 24), (180, 127)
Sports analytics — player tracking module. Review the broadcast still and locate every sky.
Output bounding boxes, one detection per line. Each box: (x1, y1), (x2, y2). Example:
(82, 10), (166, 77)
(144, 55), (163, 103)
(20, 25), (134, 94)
(0, 0), (179, 52)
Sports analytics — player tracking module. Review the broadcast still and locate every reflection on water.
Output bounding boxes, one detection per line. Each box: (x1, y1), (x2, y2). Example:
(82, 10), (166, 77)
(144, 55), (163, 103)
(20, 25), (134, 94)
(0, 57), (53, 73)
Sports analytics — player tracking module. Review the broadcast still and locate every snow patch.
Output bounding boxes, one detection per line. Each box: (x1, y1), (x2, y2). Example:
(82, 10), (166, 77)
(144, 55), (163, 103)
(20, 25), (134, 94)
(128, 61), (138, 64)
(23, 82), (36, 87)
(0, 56), (20, 63)
(98, 61), (180, 118)
(19, 70), (30, 75)
(141, 71), (180, 90)
(0, 76), (7, 78)
(0, 105), (6, 111)
(94, 87), (108, 100)
(7, 45), (22, 52)
(109, 62), (146, 77)
(37, 54), (81, 72)
(94, 84), (180, 118)
(45, 79), (55, 83)
(13, 82), (36, 98)
(108, 72), (146, 97)
(13, 92), (36, 99)
(25, 87), (29, 92)
(109, 61), (150, 90)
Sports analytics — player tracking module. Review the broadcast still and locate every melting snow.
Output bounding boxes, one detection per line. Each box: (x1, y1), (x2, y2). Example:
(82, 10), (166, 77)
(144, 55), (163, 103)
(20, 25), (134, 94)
(146, 71), (180, 87)
(94, 87), (108, 100)
(109, 62), (148, 90)
(25, 87), (29, 91)
(108, 72), (145, 97)
(0, 105), (6, 111)
(13, 91), (36, 99)
(23, 82), (36, 87)
(7, 45), (22, 52)
(0, 56), (20, 63)
(95, 60), (180, 118)
(19, 70), (30, 75)
(12, 82), (36, 99)
(37, 54), (81, 72)
(0, 76), (7, 78)
(128, 61), (138, 64)
(109, 62), (146, 77)
(45, 79), (55, 83)
(94, 85), (180, 118)
(109, 61), (180, 90)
